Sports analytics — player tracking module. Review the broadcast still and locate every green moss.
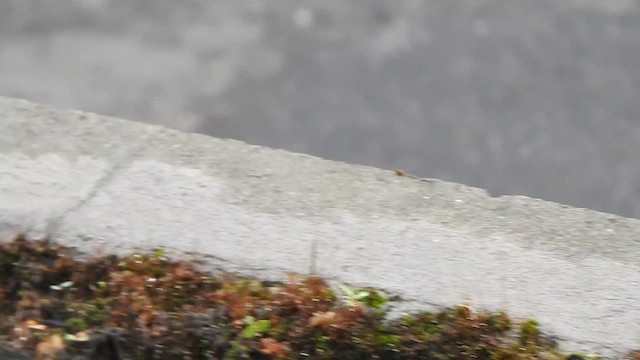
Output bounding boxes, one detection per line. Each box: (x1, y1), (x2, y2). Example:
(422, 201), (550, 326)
(315, 334), (330, 351)
(223, 341), (250, 360)
(64, 317), (88, 333)
(241, 316), (271, 338)
(82, 297), (111, 325)
(486, 310), (512, 332)
(519, 319), (541, 345)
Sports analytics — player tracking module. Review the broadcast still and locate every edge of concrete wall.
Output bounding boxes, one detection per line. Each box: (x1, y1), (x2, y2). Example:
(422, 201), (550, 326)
(1, 96), (639, 358)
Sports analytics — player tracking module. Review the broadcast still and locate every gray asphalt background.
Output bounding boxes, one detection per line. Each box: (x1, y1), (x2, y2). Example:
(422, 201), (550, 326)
(1, 0), (640, 218)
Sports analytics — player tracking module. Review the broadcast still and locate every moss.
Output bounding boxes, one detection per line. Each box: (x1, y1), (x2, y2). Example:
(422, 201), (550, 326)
(519, 319), (541, 345)
(82, 297), (111, 325)
(0, 235), (634, 359)
(64, 317), (88, 333)
(224, 341), (250, 360)
(242, 316), (272, 339)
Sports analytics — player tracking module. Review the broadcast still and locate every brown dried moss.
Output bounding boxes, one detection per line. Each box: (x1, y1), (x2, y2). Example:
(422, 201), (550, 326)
(0, 235), (621, 359)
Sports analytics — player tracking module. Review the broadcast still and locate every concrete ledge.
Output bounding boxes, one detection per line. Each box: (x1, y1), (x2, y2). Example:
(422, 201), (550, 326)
(1, 96), (639, 358)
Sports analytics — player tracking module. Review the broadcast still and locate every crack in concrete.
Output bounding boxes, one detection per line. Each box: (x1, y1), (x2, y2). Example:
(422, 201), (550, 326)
(43, 134), (159, 239)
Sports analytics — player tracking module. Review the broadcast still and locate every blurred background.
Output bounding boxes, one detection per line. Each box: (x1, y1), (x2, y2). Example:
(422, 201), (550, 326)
(1, 0), (639, 219)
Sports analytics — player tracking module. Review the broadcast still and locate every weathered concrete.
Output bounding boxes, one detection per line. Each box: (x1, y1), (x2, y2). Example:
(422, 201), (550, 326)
(1, 97), (639, 358)
(2, 0), (640, 219)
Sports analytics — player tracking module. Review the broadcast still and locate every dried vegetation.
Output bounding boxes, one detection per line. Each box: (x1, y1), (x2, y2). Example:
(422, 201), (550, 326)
(0, 235), (630, 359)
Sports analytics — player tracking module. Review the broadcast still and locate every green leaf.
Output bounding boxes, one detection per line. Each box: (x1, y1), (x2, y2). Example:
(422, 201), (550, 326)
(242, 319), (271, 339)
(96, 281), (108, 291)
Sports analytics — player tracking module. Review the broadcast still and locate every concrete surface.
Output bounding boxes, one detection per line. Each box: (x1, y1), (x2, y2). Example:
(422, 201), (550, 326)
(1, 97), (639, 358)
(2, 1), (640, 219)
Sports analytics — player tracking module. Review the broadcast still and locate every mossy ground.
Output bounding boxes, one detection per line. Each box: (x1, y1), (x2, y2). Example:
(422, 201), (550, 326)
(0, 235), (634, 360)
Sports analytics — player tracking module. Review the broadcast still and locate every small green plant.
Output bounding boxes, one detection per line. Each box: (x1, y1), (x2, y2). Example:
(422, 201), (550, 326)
(64, 317), (88, 333)
(241, 315), (271, 339)
(96, 280), (108, 291)
(82, 297), (111, 325)
(152, 248), (168, 261)
(224, 341), (249, 360)
(519, 319), (541, 345)
(339, 284), (390, 315)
